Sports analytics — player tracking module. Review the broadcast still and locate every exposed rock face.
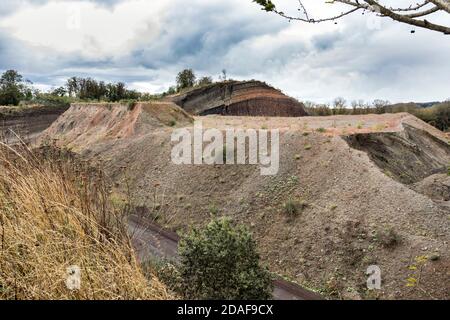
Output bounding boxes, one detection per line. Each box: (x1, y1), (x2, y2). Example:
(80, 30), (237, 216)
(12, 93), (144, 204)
(169, 80), (308, 117)
(344, 124), (450, 184)
(0, 105), (68, 144)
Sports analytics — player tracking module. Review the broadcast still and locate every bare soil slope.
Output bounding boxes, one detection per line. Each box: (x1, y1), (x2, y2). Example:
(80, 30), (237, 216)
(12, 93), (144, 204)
(41, 104), (450, 300)
(40, 102), (192, 151)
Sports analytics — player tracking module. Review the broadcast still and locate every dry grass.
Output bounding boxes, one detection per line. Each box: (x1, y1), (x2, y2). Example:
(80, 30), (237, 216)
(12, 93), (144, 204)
(0, 144), (171, 300)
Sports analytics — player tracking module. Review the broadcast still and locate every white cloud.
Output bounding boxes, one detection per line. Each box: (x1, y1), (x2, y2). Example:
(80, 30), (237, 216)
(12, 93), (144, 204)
(0, 0), (169, 59)
(0, 0), (449, 103)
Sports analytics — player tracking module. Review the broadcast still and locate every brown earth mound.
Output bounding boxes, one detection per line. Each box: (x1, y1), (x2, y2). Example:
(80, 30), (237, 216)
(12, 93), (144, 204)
(168, 80), (308, 117)
(39, 102), (192, 150)
(40, 107), (450, 300)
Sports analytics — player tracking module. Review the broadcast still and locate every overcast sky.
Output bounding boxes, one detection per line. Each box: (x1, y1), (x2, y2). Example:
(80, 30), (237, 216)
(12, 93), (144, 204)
(0, 0), (449, 103)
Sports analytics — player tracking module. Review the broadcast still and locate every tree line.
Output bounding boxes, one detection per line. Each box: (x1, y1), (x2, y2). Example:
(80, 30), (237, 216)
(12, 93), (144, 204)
(0, 68), (226, 107)
(305, 98), (449, 131)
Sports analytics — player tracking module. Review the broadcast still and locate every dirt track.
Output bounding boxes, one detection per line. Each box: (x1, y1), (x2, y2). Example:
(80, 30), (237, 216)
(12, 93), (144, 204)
(128, 214), (323, 300)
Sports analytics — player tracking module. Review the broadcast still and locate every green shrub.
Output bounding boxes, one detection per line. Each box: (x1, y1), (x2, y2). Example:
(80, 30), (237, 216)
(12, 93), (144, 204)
(376, 228), (401, 248)
(177, 218), (273, 300)
(208, 204), (219, 216)
(283, 199), (298, 216)
(283, 198), (307, 218)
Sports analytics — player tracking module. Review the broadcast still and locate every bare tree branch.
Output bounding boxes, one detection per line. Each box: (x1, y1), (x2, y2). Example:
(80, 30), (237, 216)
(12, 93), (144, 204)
(253, 0), (450, 34)
(363, 0), (450, 34)
(427, 0), (450, 14)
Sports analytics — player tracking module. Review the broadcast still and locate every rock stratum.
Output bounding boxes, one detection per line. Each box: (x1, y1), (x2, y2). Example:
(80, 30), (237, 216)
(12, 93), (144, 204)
(169, 80), (308, 117)
(0, 105), (68, 144)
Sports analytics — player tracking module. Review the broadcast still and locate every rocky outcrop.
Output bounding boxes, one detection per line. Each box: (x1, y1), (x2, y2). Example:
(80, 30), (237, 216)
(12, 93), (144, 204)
(0, 105), (68, 144)
(169, 80), (308, 117)
(344, 123), (450, 184)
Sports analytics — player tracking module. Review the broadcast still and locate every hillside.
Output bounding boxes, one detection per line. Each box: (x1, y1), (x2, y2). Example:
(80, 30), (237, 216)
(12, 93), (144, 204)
(168, 80), (308, 117)
(39, 103), (450, 300)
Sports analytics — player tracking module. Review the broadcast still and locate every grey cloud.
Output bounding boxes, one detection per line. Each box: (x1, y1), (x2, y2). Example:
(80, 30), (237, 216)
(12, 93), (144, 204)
(0, 0), (448, 102)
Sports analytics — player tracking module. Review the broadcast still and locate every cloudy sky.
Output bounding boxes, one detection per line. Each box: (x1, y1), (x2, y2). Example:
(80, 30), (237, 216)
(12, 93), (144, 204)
(0, 0), (449, 103)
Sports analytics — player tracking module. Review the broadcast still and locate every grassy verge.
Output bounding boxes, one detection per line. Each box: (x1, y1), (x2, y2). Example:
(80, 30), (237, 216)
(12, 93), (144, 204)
(0, 145), (170, 300)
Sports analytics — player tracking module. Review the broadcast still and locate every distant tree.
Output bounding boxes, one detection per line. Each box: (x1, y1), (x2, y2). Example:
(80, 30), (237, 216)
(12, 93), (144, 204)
(51, 86), (67, 97)
(197, 76), (213, 86)
(372, 99), (390, 114)
(176, 69), (196, 91)
(219, 69), (227, 81)
(66, 77), (79, 97)
(177, 218), (273, 300)
(333, 97), (347, 115)
(166, 86), (177, 95)
(115, 82), (127, 100)
(64, 77), (139, 102)
(253, 0), (450, 35)
(0, 70), (32, 106)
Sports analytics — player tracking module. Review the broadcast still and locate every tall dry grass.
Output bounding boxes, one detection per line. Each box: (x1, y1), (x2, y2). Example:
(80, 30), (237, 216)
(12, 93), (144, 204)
(0, 144), (171, 300)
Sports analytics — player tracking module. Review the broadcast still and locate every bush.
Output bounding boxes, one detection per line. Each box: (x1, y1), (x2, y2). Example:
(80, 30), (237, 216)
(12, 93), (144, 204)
(283, 198), (307, 218)
(33, 93), (75, 108)
(177, 218), (273, 299)
(377, 228), (401, 248)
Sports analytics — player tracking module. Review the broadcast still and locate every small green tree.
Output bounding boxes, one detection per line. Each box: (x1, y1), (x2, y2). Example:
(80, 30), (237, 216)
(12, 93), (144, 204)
(197, 76), (213, 87)
(51, 86), (67, 97)
(176, 69), (196, 91)
(178, 218), (273, 300)
(0, 70), (32, 106)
